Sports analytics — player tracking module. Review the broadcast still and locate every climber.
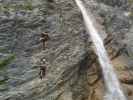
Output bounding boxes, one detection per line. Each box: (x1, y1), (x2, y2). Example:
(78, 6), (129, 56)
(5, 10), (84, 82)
(39, 65), (46, 80)
(40, 32), (50, 49)
(39, 58), (47, 80)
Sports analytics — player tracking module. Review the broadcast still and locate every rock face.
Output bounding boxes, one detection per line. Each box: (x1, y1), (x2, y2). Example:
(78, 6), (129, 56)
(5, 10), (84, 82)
(96, 0), (128, 8)
(0, 0), (133, 100)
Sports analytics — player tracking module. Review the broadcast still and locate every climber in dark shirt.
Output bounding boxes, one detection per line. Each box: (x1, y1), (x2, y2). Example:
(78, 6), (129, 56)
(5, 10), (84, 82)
(40, 32), (50, 49)
(39, 65), (46, 80)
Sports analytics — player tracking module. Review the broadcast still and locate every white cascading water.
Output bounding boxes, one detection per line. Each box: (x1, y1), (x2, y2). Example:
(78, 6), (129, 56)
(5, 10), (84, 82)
(74, 0), (127, 100)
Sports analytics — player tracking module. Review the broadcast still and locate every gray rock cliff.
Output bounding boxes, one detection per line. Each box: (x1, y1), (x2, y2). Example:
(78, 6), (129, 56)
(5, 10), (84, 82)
(0, 0), (133, 100)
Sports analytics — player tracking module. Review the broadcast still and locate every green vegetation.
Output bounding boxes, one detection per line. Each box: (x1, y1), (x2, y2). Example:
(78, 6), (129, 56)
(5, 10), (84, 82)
(0, 79), (8, 85)
(129, 12), (133, 18)
(128, 0), (133, 4)
(13, 2), (33, 11)
(0, 48), (7, 53)
(0, 54), (16, 70)
(0, 0), (34, 12)
(128, 0), (133, 18)
(24, 0), (33, 10)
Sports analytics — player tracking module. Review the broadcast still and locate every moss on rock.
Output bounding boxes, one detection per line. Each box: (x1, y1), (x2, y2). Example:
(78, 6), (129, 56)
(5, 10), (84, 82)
(0, 54), (16, 70)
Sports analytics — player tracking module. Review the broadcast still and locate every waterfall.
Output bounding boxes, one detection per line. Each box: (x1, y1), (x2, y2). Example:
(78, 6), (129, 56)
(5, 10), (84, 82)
(74, 0), (127, 100)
